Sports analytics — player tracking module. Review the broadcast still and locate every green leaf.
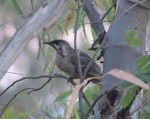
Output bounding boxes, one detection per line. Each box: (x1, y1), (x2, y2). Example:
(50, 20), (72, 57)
(91, 27), (97, 40)
(118, 81), (133, 88)
(85, 85), (100, 101)
(136, 55), (150, 70)
(126, 30), (143, 48)
(57, 115), (63, 119)
(3, 106), (14, 119)
(82, 22), (88, 41)
(77, 9), (86, 30)
(55, 90), (72, 102)
(121, 86), (137, 108)
(74, 109), (80, 119)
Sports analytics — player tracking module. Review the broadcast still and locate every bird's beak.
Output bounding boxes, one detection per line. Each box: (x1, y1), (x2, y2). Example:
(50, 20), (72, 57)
(43, 41), (51, 45)
(43, 41), (59, 50)
(43, 41), (54, 47)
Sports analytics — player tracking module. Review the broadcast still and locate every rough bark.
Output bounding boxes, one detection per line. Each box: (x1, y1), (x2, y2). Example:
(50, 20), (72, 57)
(0, 0), (73, 80)
(95, 0), (150, 119)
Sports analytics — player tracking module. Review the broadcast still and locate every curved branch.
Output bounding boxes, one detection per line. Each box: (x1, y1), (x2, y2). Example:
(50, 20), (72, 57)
(0, 88), (34, 117)
(0, 0), (73, 80)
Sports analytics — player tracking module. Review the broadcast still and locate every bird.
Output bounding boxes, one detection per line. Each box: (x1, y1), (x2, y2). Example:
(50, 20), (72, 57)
(43, 39), (101, 84)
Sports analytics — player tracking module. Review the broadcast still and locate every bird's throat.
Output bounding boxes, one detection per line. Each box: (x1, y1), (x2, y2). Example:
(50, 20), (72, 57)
(57, 49), (64, 57)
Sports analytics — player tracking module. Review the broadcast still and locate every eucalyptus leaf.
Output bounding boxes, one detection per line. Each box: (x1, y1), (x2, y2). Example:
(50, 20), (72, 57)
(121, 86), (137, 108)
(91, 27), (97, 40)
(118, 81), (133, 88)
(126, 30), (143, 48)
(136, 55), (150, 70)
(85, 85), (100, 101)
(55, 90), (71, 102)
(11, 0), (25, 19)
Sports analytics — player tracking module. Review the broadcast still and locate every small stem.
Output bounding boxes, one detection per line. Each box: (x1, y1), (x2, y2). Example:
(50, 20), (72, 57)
(74, 0), (85, 118)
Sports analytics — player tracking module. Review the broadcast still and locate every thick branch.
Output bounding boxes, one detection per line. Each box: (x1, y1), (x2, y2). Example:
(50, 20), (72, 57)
(0, 0), (73, 80)
(81, 0), (105, 36)
(98, 0), (150, 119)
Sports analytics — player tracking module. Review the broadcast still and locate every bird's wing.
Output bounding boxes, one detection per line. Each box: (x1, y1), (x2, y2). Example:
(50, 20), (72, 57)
(70, 51), (101, 76)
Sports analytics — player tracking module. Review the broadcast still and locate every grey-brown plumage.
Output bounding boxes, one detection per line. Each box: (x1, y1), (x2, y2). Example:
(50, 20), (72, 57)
(43, 39), (101, 83)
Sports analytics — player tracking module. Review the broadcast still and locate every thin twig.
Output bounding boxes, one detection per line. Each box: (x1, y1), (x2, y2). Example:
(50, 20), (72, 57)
(0, 74), (69, 96)
(0, 10), (32, 27)
(74, 0), (86, 118)
(0, 73), (93, 117)
(6, 71), (25, 76)
(28, 77), (52, 94)
(74, 0), (83, 83)
(103, 93), (114, 114)
(0, 88), (34, 117)
(101, 0), (117, 20)
(127, 98), (147, 119)
(0, 75), (51, 96)
(84, 92), (104, 119)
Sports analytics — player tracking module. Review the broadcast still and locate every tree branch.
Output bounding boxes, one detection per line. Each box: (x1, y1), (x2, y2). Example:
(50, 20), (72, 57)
(0, 0), (73, 80)
(0, 74), (93, 117)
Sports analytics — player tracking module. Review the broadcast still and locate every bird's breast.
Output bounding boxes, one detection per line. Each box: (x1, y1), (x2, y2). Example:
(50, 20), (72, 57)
(55, 54), (78, 78)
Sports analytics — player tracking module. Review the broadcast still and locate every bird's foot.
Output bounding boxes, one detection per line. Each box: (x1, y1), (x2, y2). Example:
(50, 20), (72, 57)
(67, 77), (76, 86)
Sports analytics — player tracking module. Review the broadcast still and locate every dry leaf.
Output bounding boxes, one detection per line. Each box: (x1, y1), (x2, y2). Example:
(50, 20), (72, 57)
(65, 76), (101, 119)
(105, 69), (150, 90)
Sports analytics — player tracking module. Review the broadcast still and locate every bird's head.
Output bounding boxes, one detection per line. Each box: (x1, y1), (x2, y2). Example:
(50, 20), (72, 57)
(43, 39), (73, 56)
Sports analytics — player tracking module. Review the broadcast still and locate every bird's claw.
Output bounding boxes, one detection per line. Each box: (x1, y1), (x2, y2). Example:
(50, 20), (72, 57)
(67, 77), (73, 84)
(67, 77), (76, 86)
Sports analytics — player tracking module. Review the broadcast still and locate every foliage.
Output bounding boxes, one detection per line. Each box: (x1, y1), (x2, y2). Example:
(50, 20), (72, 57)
(29, 85), (99, 119)
(120, 86), (137, 108)
(0, 0), (150, 119)
(126, 30), (143, 48)
(117, 30), (150, 117)
(0, 106), (34, 119)
(55, 90), (72, 102)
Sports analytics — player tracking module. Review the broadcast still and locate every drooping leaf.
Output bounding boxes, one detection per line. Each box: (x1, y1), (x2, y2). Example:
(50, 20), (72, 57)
(106, 69), (150, 89)
(82, 21), (88, 40)
(121, 86), (137, 108)
(11, 0), (25, 19)
(75, 9), (86, 30)
(118, 69), (150, 87)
